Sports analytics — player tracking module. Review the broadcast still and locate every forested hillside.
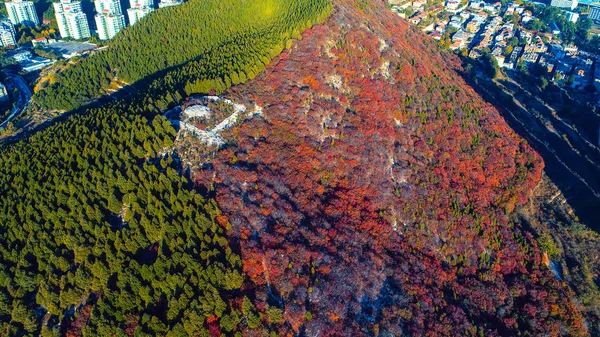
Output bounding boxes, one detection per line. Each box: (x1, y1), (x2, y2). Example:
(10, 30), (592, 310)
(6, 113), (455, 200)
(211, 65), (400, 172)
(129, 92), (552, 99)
(1, 0), (596, 336)
(33, 0), (332, 111)
(188, 0), (591, 335)
(0, 105), (250, 336)
(0, 0), (332, 336)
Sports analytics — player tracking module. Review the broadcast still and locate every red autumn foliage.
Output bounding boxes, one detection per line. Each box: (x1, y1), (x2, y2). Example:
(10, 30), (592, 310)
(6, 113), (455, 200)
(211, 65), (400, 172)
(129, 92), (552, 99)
(123, 312), (139, 337)
(63, 299), (97, 337)
(191, 0), (588, 336)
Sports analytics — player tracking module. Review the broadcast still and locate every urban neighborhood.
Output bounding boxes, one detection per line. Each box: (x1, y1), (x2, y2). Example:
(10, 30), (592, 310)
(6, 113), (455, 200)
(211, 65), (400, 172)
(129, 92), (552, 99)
(390, 0), (600, 92)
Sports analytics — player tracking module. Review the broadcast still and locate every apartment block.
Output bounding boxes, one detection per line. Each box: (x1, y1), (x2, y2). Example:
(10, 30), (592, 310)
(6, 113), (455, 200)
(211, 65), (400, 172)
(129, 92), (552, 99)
(158, 0), (183, 9)
(95, 13), (125, 40)
(0, 20), (17, 47)
(127, 0), (154, 25)
(5, 0), (39, 26)
(95, 0), (125, 40)
(54, 0), (91, 39)
(550, 0), (578, 10)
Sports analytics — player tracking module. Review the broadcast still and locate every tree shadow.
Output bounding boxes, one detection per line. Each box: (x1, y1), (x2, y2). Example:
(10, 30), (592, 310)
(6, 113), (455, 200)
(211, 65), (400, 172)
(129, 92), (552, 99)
(0, 83), (134, 145)
(458, 66), (600, 231)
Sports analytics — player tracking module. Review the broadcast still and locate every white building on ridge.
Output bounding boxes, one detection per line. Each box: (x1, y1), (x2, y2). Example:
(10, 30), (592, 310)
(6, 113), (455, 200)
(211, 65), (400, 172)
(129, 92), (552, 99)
(0, 20), (17, 47)
(127, 6), (153, 25)
(95, 0), (122, 15)
(550, 0), (578, 10)
(54, 0), (91, 40)
(94, 0), (125, 40)
(95, 13), (125, 40)
(589, 5), (600, 24)
(564, 11), (579, 23)
(5, 0), (39, 26)
(127, 0), (154, 25)
(158, 0), (183, 9)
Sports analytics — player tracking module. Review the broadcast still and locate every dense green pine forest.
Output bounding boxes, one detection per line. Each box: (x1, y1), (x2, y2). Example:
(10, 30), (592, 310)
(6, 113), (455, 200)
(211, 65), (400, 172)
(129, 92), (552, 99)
(34, 0), (332, 111)
(0, 0), (332, 335)
(0, 106), (246, 336)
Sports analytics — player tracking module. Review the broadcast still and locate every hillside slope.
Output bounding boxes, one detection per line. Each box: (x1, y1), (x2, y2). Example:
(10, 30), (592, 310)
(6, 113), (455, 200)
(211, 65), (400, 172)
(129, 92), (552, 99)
(0, 1), (332, 336)
(33, 0), (331, 111)
(0, 0), (593, 336)
(185, 0), (590, 335)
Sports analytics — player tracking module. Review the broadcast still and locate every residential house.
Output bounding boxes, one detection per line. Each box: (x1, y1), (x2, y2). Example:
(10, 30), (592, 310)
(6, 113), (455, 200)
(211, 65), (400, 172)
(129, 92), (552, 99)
(412, 0), (427, 9)
(519, 30), (533, 44)
(549, 44), (565, 59)
(469, 49), (482, 58)
(429, 31), (442, 40)
(0, 82), (8, 102)
(564, 44), (578, 55)
(31, 37), (48, 47)
(409, 11), (428, 24)
(472, 11), (488, 22)
(538, 54), (556, 72)
(527, 36), (547, 53)
(483, 2), (502, 13)
(469, 0), (485, 9)
(521, 10), (533, 24)
(466, 21), (481, 33)
(550, 0), (578, 10)
(506, 4), (516, 15)
(449, 15), (463, 28)
(496, 54), (506, 67)
(451, 29), (471, 50)
(445, 0), (461, 10)
(564, 11), (579, 23)
(520, 50), (540, 64)
(554, 59), (574, 78)
(572, 62), (591, 88)
(509, 46), (523, 65)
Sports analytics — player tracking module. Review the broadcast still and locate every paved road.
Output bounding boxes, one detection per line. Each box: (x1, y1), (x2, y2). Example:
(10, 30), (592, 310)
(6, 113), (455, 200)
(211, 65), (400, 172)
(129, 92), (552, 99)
(0, 74), (32, 129)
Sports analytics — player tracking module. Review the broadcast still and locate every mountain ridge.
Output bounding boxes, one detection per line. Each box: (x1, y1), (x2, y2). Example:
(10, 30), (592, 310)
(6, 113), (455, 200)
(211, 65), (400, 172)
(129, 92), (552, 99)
(0, 0), (594, 335)
(184, 0), (590, 335)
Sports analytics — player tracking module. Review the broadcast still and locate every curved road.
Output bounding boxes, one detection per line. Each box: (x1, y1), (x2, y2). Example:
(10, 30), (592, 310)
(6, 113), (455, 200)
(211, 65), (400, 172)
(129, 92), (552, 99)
(0, 74), (32, 129)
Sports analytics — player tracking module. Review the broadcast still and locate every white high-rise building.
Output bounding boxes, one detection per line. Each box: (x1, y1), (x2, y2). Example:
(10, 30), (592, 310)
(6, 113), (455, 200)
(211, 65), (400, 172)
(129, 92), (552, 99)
(5, 0), (39, 26)
(131, 0), (153, 7)
(95, 0), (122, 15)
(158, 0), (183, 9)
(63, 11), (91, 39)
(0, 82), (7, 102)
(0, 20), (17, 47)
(589, 5), (600, 23)
(94, 0), (125, 40)
(550, 0), (578, 10)
(54, 0), (91, 40)
(127, 6), (153, 25)
(127, 0), (153, 25)
(564, 11), (579, 23)
(95, 13), (125, 40)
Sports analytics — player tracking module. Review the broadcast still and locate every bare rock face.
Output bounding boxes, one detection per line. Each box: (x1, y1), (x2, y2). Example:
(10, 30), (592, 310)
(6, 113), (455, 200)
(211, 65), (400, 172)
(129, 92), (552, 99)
(190, 0), (589, 335)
